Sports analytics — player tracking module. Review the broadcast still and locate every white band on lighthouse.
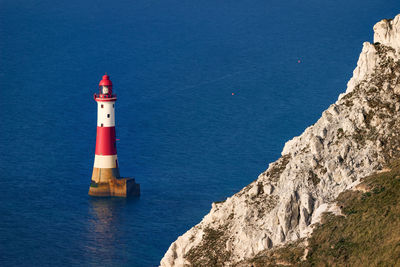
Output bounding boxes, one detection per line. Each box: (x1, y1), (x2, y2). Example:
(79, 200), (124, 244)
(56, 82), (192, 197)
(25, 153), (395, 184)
(94, 154), (118, 168)
(97, 101), (116, 127)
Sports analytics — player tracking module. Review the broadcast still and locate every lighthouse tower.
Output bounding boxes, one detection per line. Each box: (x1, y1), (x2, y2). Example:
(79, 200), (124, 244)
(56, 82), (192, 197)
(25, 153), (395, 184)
(89, 74), (140, 197)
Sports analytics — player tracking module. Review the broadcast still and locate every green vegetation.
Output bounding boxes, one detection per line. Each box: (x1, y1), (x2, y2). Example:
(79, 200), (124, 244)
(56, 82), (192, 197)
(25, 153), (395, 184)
(336, 128), (344, 139)
(239, 154), (290, 197)
(185, 227), (231, 267)
(305, 160), (400, 266)
(308, 170), (320, 186)
(241, 241), (305, 267)
(213, 199), (226, 204)
(266, 154), (291, 183)
(238, 159), (400, 266)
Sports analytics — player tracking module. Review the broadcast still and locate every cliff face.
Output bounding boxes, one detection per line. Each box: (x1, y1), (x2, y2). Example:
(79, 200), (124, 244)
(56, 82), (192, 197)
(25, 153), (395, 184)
(161, 15), (400, 266)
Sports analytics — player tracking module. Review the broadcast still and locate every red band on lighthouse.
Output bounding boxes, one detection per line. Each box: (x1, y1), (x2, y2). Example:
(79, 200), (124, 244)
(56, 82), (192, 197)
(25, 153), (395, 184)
(95, 126), (117, 155)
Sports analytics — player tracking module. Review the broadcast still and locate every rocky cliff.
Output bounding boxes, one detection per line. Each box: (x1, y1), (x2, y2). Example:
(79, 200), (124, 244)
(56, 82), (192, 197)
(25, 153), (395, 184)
(161, 14), (400, 266)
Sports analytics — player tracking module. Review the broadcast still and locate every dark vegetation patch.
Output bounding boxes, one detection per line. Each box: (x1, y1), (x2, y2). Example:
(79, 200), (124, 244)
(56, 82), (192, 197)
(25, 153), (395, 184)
(336, 128), (344, 139)
(253, 195), (279, 218)
(235, 240), (306, 267)
(341, 85), (357, 101)
(364, 110), (374, 126)
(265, 154), (291, 183)
(314, 161), (327, 175)
(308, 170), (320, 186)
(352, 128), (367, 147)
(185, 226), (232, 267)
(239, 155), (291, 198)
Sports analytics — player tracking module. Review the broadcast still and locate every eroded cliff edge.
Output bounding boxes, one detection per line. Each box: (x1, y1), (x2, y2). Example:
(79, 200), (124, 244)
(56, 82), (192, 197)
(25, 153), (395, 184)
(161, 15), (400, 266)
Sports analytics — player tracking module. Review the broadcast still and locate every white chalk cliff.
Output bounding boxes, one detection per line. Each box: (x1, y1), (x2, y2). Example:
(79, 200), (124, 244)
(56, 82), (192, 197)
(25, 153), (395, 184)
(161, 15), (400, 266)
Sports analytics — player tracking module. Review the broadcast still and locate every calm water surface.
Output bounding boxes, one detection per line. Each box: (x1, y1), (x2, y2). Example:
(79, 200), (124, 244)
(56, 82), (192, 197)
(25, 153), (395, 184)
(0, 0), (398, 266)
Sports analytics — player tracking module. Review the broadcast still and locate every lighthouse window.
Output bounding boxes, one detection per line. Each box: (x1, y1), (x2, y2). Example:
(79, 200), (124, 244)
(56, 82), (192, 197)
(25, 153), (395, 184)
(113, 104), (114, 108)
(107, 114), (110, 118)
(101, 104), (104, 108)
(101, 123), (103, 127)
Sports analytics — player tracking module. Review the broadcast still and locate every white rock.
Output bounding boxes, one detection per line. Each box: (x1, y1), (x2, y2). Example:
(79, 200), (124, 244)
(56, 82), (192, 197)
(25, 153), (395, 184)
(310, 136), (323, 157)
(341, 42), (378, 99)
(374, 14), (400, 52)
(394, 84), (400, 95)
(264, 184), (274, 194)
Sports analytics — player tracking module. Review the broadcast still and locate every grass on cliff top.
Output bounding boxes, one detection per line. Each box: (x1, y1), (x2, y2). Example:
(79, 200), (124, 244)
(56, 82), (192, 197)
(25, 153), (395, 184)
(244, 159), (400, 267)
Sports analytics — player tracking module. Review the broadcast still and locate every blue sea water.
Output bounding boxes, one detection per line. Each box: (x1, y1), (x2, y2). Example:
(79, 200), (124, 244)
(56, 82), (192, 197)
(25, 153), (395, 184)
(0, 0), (398, 266)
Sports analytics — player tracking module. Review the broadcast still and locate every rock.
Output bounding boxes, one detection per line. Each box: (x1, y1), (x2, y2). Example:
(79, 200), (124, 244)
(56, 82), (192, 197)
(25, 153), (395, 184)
(396, 102), (400, 112)
(374, 15), (400, 52)
(264, 184), (274, 194)
(248, 184), (258, 197)
(160, 14), (400, 266)
(394, 84), (400, 95)
(310, 136), (324, 158)
(341, 42), (379, 99)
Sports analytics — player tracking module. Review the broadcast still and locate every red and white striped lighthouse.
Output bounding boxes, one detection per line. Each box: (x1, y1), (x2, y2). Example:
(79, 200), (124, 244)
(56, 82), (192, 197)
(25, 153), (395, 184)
(94, 74), (118, 173)
(89, 74), (140, 197)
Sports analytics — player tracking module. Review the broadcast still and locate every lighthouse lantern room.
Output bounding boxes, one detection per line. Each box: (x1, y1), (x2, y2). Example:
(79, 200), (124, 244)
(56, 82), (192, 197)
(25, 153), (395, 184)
(88, 74), (140, 197)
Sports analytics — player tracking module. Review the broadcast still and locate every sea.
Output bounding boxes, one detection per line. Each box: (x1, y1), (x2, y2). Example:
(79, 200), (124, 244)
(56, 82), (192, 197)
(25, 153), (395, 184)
(0, 0), (398, 266)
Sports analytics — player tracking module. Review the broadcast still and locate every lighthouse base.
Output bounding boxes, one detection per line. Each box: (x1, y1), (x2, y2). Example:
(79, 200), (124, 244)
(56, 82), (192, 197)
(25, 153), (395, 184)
(89, 167), (140, 197)
(89, 177), (140, 197)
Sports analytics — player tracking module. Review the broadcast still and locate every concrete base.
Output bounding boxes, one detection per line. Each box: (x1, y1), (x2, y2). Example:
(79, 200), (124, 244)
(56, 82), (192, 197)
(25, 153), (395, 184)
(89, 167), (140, 197)
(89, 177), (140, 197)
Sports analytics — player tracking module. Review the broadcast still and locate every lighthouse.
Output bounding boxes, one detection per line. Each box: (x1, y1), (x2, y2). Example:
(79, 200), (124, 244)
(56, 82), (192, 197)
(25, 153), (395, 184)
(88, 74), (140, 197)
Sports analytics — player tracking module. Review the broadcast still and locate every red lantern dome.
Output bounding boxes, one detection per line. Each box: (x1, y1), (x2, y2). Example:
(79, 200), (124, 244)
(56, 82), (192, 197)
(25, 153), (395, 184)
(98, 74), (113, 96)
(99, 74), (113, 87)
